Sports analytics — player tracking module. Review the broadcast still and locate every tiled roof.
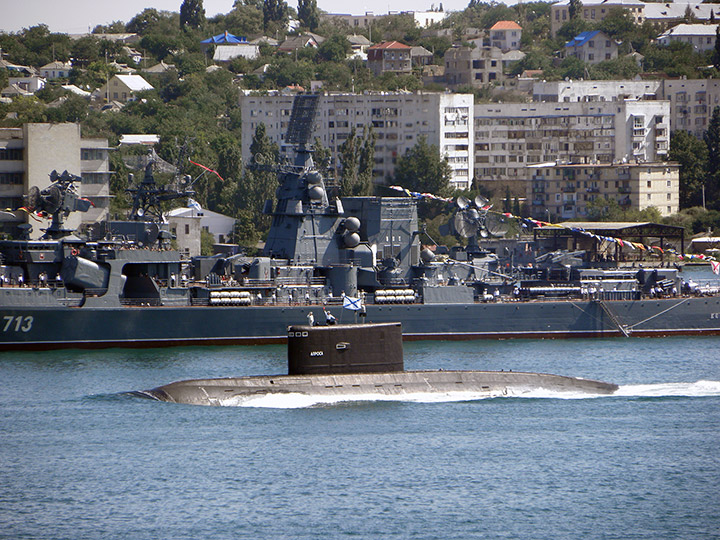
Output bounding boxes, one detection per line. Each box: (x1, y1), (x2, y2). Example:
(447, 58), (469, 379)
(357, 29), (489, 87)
(368, 41), (411, 50)
(490, 21), (522, 30)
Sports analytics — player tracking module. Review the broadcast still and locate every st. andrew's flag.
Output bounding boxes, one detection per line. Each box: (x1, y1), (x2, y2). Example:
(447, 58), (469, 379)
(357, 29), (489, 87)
(342, 295), (362, 311)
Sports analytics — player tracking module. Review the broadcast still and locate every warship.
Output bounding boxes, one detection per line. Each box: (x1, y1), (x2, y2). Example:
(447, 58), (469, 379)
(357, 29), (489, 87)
(138, 322), (619, 406)
(2, 94), (720, 351)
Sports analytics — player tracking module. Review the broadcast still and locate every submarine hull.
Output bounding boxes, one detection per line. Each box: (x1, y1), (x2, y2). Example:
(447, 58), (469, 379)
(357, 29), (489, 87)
(140, 370), (619, 406)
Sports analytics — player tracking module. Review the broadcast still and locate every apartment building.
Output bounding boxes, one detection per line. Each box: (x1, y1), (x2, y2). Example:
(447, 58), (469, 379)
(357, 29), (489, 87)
(0, 124), (111, 238)
(528, 162), (679, 220)
(550, 0), (720, 36)
(533, 80), (662, 103)
(532, 77), (720, 139)
(444, 46), (504, 88)
(473, 100), (672, 212)
(475, 100), (669, 170)
(239, 92), (474, 189)
(322, 10), (447, 29)
(659, 78), (720, 137)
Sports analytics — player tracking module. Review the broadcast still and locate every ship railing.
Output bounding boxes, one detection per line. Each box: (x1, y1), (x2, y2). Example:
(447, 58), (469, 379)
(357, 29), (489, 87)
(120, 298), (162, 306)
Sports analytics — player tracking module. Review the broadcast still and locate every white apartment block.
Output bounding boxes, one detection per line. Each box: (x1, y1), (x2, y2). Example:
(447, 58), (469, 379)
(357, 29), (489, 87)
(528, 162), (679, 220)
(0, 124), (111, 239)
(323, 10), (447, 29)
(550, 0), (720, 36)
(533, 80), (663, 103)
(240, 92), (474, 189)
(474, 100), (670, 178)
(532, 78), (720, 139)
(659, 78), (720, 137)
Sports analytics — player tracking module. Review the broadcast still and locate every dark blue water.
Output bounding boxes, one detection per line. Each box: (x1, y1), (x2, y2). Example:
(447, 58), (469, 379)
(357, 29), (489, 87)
(2, 338), (720, 539)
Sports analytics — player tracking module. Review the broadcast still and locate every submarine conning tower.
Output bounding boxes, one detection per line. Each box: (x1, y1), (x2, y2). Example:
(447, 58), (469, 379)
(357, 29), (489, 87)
(287, 322), (403, 375)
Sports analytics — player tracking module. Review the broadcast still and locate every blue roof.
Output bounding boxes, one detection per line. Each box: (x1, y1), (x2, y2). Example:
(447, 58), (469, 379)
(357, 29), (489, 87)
(565, 30), (601, 48)
(201, 31), (248, 44)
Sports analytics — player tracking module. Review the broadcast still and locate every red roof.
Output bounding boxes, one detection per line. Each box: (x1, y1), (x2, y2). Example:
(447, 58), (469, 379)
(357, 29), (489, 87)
(490, 21), (522, 30)
(368, 41), (411, 50)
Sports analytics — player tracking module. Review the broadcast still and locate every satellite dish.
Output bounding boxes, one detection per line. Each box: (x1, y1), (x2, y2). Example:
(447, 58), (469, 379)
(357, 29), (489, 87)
(454, 212), (479, 238)
(456, 195), (470, 210)
(27, 186), (40, 211)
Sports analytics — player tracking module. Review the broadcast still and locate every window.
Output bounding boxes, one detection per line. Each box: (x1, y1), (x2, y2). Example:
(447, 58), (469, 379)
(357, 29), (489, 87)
(185, 224), (190, 235)
(0, 148), (23, 160)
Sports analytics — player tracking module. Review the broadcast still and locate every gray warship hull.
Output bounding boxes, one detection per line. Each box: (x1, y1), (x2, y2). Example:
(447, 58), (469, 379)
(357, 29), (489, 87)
(139, 370), (619, 406)
(3, 296), (720, 350)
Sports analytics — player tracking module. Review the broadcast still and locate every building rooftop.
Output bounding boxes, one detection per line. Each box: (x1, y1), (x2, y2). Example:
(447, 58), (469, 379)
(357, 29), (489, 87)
(115, 74), (153, 92)
(490, 21), (522, 30)
(369, 41), (412, 50)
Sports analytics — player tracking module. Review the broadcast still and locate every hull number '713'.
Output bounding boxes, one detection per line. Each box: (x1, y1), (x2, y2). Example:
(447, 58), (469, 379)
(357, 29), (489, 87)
(3, 315), (33, 333)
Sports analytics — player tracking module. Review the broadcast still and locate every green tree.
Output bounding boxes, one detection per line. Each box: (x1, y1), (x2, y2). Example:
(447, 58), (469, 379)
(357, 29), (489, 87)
(704, 106), (720, 208)
(240, 123), (280, 231)
(317, 35), (351, 63)
(339, 126), (376, 196)
(568, 0), (582, 20)
(127, 9), (163, 34)
(312, 138), (332, 177)
(393, 136), (452, 197)
(714, 25), (720, 70)
(200, 228), (215, 255)
(180, 0), (206, 29)
(297, 0), (320, 31)
(263, 0), (288, 32)
(670, 130), (708, 209)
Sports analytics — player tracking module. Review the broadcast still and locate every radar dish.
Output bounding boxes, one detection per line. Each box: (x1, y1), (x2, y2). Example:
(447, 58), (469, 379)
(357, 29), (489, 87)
(454, 212), (479, 238)
(474, 194), (490, 208)
(43, 185), (63, 214)
(145, 223), (160, 245)
(456, 195), (470, 210)
(486, 213), (510, 237)
(27, 186), (40, 211)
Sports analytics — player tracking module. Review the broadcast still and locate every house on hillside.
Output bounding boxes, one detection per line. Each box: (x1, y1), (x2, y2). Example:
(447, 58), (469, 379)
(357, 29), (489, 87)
(411, 46), (434, 66)
(213, 44), (260, 62)
(444, 46), (504, 87)
(39, 61), (72, 79)
(489, 21), (523, 51)
(95, 74), (153, 103)
(278, 33), (325, 53)
(564, 30), (618, 64)
(657, 23), (719, 52)
(367, 41), (412, 75)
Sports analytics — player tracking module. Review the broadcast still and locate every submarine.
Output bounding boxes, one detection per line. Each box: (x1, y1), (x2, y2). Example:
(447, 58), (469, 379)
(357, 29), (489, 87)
(139, 323), (618, 406)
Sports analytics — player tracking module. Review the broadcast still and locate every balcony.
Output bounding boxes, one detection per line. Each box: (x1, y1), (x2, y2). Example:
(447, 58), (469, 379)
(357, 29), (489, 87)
(586, 187), (600, 193)
(618, 186), (631, 194)
(533, 187), (545, 193)
(561, 185), (576, 193)
(532, 199), (545, 206)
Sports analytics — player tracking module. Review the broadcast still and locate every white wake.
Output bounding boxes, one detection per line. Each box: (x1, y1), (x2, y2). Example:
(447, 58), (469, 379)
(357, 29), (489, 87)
(214, 380), (720, 408)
